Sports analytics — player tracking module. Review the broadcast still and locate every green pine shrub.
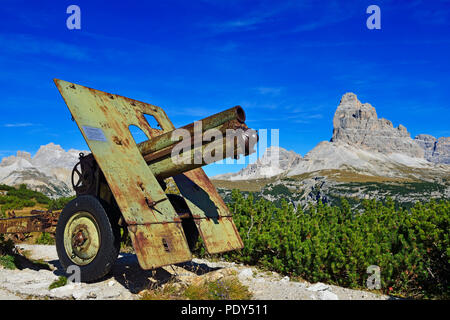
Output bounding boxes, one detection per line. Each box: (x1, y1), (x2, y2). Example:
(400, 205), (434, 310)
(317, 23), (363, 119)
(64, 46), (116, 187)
(0, 184), (54, 212)
(6, 184), (50, 205)
(208, 190), (449, 299)
(47, 196), (75, 211)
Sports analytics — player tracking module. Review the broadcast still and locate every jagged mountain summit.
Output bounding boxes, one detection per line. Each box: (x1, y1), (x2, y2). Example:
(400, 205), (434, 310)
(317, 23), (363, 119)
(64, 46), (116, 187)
(0, 143), (87, 197)
(331, 93), (424, 158)
(214, 93), (450, 181)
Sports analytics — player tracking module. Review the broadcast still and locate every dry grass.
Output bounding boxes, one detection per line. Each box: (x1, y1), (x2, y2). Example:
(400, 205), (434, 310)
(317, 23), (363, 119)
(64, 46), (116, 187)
(184, 277), (252, 300)
(211, 177), (278, 192)
(313, 169), (413, 183)
(140, 275), (252, 300)
(283, 169), (414, 183)
(211, 169), (420, 191)
(140, 282), (183, 300)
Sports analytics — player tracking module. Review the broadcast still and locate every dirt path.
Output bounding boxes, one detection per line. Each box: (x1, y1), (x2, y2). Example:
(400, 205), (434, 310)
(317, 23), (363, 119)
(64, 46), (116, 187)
(0, 244), (390, 300)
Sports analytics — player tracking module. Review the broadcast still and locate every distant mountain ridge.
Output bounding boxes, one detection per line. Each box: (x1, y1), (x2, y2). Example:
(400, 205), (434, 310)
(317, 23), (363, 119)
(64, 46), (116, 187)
(214, 146), (302, 180)
(214, 93), (450, 181)
(1, 93), (449, 198)
(0, 143), (87, 197)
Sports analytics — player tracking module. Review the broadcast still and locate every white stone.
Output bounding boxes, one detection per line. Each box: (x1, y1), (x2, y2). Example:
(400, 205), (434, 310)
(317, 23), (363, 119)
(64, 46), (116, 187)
(307, 282), (330, 292)
(318, 290), (339, 300)
(239, 268), (253, 279)
(101, 290), (121, 299)
(72, 289), (88, 300)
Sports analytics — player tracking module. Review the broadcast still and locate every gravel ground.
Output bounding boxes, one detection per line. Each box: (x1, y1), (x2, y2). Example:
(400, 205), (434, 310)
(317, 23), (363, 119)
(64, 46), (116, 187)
(192, 259), (390, 300)
(0, 244), (391, 300)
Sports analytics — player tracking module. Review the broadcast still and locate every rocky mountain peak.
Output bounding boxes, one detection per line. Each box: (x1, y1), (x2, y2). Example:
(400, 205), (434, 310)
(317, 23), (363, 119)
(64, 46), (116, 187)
(35, 142), (65, 154)
(337, 92), (376, 113)
(415, 135), (450, 164)
(32, 143), (85, 170)
(331, 93), (424, 158)
(340, 92), (358, 103)
(0, 151), (32, 166)
(258, 146), (301, 166)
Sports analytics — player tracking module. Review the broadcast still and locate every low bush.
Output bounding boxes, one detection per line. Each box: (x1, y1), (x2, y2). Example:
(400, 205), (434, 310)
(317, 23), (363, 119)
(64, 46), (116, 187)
(6, 184), (50, 205)
(0, 234), (17, 269)
(35, 232), (55, 245)
(184, 277), (252, 300)
(48, 276), (67, 290)
(206, 190), (449, 299)
(47, 196), (75, 211)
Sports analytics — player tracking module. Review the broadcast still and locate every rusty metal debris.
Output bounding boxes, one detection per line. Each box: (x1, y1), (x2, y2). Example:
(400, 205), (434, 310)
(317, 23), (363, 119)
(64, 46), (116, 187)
(0, 211), (59, 237)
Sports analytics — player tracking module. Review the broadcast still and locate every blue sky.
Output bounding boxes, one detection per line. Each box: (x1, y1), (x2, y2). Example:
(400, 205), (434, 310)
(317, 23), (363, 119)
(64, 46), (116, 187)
(0, 0), (449, 176)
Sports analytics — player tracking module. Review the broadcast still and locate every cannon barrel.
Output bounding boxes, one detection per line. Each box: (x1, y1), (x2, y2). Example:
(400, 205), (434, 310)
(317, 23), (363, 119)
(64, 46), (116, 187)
(136, 106), (258, 179)
(147, 126), (258, 179)
(137, 106), (246, 157)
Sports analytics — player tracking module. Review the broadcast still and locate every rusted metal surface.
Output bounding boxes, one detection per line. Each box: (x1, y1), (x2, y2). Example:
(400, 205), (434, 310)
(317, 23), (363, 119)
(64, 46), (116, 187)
(194, 216), (244, 254)
(55, 79), (191, 269)
(0, 211), (59, 234)
(141, 120), (250, 163)
(127, 223), (192, 270)
(138, 106), (246, 157)
(54, 79), (247, 269)
(55, 79), (178, 226)
(147, 127), (257, 180)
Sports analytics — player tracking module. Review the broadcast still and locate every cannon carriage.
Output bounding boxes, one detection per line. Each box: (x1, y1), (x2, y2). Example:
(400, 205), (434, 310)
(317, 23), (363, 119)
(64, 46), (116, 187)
(0, 80), (257, 282)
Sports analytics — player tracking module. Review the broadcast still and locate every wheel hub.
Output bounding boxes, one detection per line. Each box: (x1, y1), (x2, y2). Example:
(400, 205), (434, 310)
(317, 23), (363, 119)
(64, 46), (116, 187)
(64, 212), (100, 265)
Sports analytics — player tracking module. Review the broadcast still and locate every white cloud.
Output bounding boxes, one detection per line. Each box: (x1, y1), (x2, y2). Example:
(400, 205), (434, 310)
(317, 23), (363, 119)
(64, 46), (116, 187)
(256, 87), (283, 96)
(0, 34), (91, 61)
(3, 123), (34, 128)
(206, 1), (301, 33)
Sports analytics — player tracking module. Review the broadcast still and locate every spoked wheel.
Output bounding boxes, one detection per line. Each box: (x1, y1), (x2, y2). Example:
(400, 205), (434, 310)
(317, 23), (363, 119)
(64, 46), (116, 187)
(71, 161), (93, 194)
(56, 195), (120, 283)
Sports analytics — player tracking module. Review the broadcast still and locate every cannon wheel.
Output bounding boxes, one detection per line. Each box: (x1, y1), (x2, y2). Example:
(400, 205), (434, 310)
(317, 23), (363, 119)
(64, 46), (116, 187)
(55, 195), (121, 283)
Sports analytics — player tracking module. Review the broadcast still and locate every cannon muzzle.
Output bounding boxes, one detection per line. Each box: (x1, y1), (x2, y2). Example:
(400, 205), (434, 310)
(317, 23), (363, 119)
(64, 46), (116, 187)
(139, 106), (258, 179)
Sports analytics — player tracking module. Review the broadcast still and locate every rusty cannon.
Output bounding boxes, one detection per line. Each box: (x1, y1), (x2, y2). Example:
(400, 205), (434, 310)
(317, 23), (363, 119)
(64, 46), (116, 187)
(4, 79), (255, 282)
